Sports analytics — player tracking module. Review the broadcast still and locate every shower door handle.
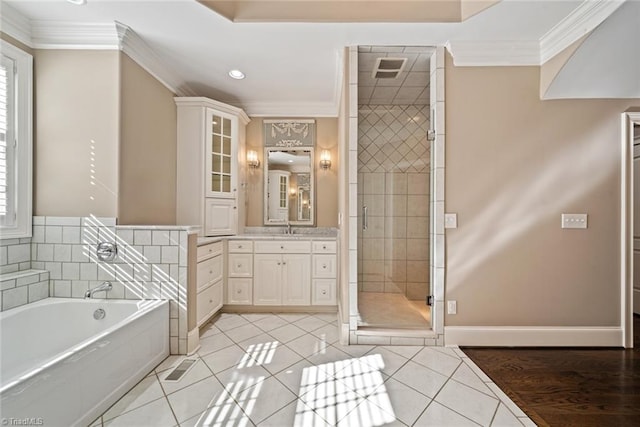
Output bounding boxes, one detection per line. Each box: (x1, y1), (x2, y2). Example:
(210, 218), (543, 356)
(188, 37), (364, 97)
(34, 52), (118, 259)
(363, 206), (368, 230)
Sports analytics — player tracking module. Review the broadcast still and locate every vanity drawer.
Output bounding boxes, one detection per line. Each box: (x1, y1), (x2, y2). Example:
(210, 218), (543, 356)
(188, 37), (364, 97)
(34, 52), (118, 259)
(312, 254), (337, 278)
(197, 281), (223, 326)
(228, 240), (253, 253)
(312, 241), (337, 253)
(227, 278), (252, 305)
(197, 241), (223, 262)
(254, 240), (311, 254)
(312, 279), (336, 305)
(197, 255), (222, 292)
(228, 253), (253, 277)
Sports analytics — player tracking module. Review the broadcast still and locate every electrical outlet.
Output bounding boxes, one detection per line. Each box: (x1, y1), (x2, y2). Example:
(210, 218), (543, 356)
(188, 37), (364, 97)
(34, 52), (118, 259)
(447, 300), (457, 314)
(444, 213), (458, 229)
(561, 213), (587, 229)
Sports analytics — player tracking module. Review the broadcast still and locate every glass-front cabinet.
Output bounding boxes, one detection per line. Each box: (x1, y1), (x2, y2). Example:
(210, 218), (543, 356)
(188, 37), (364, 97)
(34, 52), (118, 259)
(206, 111), (234, 197)
(176, 97), (250, 236)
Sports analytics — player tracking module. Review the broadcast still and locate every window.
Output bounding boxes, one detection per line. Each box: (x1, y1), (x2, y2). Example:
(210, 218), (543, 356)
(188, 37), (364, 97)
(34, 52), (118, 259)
(0, 40), (32, 239)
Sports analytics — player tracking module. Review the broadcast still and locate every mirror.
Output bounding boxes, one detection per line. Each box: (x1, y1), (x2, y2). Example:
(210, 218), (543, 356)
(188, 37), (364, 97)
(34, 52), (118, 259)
(264, 148), (314, 225)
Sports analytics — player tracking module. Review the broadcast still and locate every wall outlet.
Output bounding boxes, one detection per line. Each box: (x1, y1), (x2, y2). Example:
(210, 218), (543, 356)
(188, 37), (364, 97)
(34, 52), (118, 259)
(445, 213), (458, 229)
(447, 300), (457, 314)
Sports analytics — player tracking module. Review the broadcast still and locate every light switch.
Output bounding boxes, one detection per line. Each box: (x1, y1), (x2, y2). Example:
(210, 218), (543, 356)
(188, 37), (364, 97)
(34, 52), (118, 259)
(444, 213), (457, 229)
(561, 213), (587, 229)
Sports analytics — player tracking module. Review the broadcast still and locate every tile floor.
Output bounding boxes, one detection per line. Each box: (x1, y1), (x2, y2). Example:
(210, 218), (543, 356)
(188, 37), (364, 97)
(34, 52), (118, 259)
(92, 312), (534, 427)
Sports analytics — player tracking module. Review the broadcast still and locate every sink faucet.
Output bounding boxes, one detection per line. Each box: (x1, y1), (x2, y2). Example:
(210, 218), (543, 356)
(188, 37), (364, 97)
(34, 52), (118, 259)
(84, 281), (113, 299)
(286, 222), (293, 235)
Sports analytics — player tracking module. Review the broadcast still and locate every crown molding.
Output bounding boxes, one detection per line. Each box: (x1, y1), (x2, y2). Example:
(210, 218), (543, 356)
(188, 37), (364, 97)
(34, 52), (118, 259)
(115, 22), (196, 96)
(0, 2), (33, 47)
(539, 0), (625, 64)
(240, 101), (339, 117)
(31, 21), (119, 49)
(446, 40), (540, 66)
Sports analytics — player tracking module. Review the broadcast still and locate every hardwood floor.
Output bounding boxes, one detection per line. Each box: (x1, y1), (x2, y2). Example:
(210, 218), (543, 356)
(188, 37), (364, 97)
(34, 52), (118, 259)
(463, 315), (640, 426)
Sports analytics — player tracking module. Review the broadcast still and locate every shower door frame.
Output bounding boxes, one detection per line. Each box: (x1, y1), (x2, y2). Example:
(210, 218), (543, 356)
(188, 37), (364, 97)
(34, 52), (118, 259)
(345, 46), (447, 345)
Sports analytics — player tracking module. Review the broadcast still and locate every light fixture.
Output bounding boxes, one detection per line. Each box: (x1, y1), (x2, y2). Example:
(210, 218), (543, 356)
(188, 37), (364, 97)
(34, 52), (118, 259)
(228, 69), (245, 80)
(247, 150), (260, 168)
(67, 0), (87, 4)
(319, 150), (332, 170)
(290, 187), (297, 196)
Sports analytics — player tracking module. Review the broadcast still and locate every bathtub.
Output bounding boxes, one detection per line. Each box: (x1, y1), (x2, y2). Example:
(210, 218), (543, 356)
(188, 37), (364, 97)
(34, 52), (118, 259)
(0, 298), (169, 427)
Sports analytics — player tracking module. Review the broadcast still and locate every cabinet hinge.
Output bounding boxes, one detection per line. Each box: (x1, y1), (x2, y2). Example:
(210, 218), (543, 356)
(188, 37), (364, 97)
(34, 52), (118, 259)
(426, 295), (433, 306)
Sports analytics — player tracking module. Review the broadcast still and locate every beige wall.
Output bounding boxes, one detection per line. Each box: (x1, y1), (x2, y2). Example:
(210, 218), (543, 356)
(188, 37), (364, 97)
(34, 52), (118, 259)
(118, 53), (177, 224)
(445, 52), (640, 327)
(245, 117), (339, 227)
(34, 50), (119, 217)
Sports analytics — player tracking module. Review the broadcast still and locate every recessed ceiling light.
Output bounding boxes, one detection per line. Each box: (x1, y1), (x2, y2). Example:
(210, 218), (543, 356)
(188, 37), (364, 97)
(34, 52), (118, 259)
(228, 69), (245, 80)
(67, 0), (87, 5)
(288, 160), (294, 163)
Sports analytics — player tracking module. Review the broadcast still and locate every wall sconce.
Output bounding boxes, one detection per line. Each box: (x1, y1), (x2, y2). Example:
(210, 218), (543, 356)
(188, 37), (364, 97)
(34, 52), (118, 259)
(319, 150), (332, 170)
(247, 150), (260, 168)
(290, 187), (297, 197)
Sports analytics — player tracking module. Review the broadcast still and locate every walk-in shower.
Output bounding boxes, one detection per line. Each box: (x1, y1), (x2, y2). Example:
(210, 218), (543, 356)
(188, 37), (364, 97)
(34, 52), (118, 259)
(356, 46), (433, 329)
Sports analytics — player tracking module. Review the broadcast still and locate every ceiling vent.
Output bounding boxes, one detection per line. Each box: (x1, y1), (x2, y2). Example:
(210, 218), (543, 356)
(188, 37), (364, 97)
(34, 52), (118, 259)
(372, 57), (407, 79)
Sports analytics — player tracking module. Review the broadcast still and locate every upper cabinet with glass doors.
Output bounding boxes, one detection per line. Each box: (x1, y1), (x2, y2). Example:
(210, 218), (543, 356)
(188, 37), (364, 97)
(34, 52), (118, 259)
(176, 97), (250, 236)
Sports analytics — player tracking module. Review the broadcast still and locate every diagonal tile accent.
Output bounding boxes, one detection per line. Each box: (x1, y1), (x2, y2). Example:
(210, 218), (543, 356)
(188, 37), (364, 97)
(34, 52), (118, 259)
(102, 375), (164, 422)
(102, 396), (177, 427)
(391, 360), (449, 399)
(412, 347), (462, 377)
(414, 400), (479, 426)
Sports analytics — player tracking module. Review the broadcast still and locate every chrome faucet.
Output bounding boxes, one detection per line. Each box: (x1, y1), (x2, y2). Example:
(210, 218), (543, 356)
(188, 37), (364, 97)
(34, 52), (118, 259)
(286, 222), (292, 235)
(84, 281), (113, 299)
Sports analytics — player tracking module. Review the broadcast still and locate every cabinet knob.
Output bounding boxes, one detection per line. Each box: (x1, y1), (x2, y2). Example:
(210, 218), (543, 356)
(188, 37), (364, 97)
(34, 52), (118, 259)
(283, 262), (286, 265)
(238, 245), (243, 248)
(322, 290), (327, 295)
(322, 264), (327, 269)
(277, 262), (281, 265)
(280, 245), (284, 249)
(237, 289), (241, 294)
(323, 245), (326, 249)
(209, 299), (213, 303)
(237, 264), (242, 268)
(233, 206), (237, 210)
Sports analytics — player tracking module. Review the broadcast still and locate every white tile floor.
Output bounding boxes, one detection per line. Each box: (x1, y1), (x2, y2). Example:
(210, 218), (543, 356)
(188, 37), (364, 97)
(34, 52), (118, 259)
(91, 312), (534, 427)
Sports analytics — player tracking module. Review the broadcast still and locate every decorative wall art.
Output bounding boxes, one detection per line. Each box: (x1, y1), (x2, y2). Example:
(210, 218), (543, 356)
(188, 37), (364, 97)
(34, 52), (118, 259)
(263, 119), (316, 147)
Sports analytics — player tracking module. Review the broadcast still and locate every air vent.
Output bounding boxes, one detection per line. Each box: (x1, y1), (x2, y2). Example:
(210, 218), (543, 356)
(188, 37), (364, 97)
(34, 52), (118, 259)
(164, 358), (197, 382)
(372, 57), (407, 79)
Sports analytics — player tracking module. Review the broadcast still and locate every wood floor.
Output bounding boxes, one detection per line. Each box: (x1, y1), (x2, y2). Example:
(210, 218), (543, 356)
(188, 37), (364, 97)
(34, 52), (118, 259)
(463, 315), (640, 427)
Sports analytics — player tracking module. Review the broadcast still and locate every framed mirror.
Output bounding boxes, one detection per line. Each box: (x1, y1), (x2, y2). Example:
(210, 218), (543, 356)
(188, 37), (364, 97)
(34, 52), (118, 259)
(264, 148), (314, 225)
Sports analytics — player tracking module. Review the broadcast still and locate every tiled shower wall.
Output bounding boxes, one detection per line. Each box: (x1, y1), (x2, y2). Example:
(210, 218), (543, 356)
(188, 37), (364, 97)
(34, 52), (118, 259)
(26, 216), (191, 354)
(357, 105), (430, 301)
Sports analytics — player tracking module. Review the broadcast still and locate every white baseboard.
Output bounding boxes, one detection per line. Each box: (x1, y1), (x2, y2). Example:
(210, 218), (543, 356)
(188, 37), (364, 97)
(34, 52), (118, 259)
(445, 326), (623, 347)
(634, 288), (640, 314)
(186, 327), (200, 355)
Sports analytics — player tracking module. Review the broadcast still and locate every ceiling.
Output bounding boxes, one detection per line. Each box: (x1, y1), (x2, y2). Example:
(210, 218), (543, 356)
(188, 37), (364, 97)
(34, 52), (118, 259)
(358, 46), (432, 105)
(1, 0), (632, 116)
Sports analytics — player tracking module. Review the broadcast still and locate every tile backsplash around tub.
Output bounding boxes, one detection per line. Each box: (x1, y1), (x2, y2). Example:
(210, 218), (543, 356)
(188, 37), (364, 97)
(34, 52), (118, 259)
(24, 216), (195, 354)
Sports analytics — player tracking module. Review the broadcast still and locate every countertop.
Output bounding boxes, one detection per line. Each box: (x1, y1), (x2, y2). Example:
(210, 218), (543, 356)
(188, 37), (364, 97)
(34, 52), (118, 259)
(197, 228), (338, 246)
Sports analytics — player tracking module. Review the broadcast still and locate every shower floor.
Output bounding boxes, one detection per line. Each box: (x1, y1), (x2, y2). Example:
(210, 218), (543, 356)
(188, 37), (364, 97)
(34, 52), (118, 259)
(357, 292), (431, 329)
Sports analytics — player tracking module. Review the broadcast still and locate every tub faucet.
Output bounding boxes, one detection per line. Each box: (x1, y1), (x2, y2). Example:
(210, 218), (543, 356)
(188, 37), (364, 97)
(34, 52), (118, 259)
(286, 222), (292, 235)
(84, 281), (113, 299)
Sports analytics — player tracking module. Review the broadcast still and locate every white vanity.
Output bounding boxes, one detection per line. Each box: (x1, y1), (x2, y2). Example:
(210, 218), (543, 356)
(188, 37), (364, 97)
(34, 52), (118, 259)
(196, 234), (337, 319)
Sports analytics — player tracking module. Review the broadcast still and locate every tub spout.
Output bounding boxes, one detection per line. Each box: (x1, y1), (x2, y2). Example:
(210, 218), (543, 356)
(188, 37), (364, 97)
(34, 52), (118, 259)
(84, 281), (113, 299)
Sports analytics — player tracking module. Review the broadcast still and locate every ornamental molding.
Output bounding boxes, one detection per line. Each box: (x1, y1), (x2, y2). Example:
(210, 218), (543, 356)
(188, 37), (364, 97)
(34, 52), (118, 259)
(263, 119), (316, 147)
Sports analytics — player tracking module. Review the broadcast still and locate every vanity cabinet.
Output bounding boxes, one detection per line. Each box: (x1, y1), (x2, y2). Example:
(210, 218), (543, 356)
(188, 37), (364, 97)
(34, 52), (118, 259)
(227, 240), (253, 305)
(196, 241), (223, 326)
(253, 240), (311, 305)
(176, 97), (250, 236)
(312, 241), (337, 305)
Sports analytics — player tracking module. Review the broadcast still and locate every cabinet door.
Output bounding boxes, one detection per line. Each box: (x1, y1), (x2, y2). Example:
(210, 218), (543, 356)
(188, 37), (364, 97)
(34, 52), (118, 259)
(253, 254), (282, 305)
(282, 254), (311, 305)
(204, 198), (236, 236)
(205, 109), (237, 199)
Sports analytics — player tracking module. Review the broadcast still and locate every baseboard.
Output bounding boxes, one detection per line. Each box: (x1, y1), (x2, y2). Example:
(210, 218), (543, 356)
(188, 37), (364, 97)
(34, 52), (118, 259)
(187, 327), (200, 356)
(221, 305), (337, 313)
(634, 288), (640, 314)
(445, 326), (623, 347)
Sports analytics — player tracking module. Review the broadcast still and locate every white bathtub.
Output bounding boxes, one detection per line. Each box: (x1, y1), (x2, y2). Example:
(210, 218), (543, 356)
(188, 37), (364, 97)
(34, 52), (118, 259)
(0, 298), (169, 426)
